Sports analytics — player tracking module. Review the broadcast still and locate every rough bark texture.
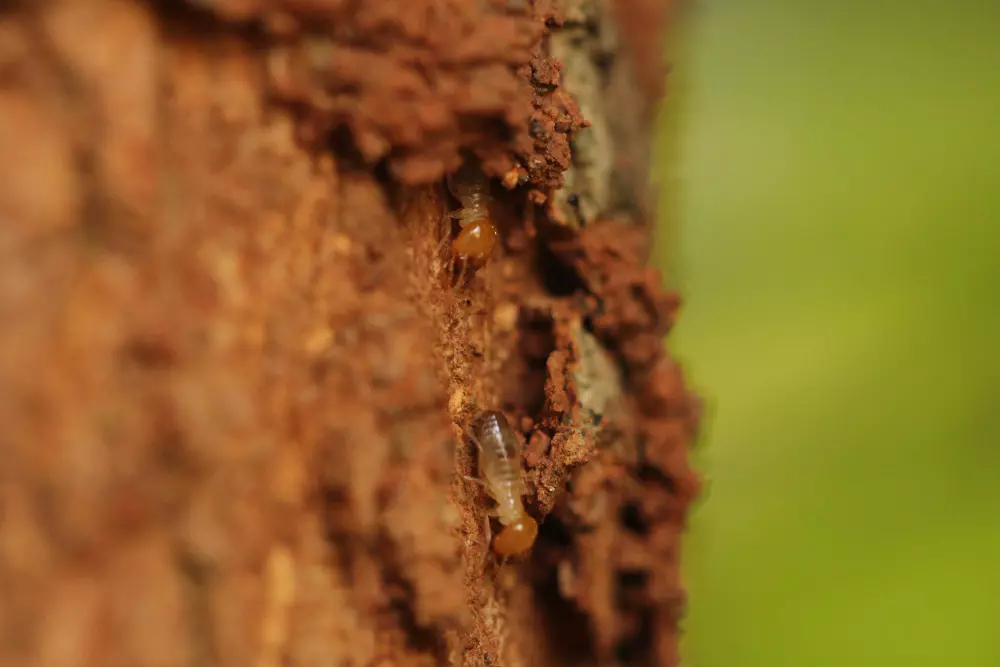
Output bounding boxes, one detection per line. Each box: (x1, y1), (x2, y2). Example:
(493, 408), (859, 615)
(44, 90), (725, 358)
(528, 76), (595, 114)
(0, 1), (699, 666)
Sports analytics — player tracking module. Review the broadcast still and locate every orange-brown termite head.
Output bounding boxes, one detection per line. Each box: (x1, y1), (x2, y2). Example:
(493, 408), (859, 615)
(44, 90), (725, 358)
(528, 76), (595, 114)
(452, 218), (498, 263)
(471, 410), (538, 557)
(492, 515), (539, 557)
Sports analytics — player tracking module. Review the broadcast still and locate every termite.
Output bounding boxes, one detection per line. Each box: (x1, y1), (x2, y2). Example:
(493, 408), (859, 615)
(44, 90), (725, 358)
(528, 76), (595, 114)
(469, 410), (539, 556)
(446, 163), (499, 264)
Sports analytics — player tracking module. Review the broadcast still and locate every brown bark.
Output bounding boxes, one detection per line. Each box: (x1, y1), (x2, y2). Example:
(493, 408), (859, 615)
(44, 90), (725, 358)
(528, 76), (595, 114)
(0, 1), (699, 666)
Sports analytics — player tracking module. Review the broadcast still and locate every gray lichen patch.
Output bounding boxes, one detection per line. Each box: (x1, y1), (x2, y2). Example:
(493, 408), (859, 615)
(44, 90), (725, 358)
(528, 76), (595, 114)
(547, 0), (653, 228)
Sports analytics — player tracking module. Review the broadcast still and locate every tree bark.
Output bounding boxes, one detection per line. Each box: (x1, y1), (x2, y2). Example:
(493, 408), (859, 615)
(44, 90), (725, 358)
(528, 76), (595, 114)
(0, 1), (699, 666)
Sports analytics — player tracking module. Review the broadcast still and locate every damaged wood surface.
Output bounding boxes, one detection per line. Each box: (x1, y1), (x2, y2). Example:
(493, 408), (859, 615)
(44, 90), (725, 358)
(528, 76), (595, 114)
(0, 1), (699, 666)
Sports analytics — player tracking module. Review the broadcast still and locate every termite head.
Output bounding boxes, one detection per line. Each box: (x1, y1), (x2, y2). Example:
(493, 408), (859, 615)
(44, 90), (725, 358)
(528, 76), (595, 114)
(452, 218), (498, 263)
(492, 515), (538, 557)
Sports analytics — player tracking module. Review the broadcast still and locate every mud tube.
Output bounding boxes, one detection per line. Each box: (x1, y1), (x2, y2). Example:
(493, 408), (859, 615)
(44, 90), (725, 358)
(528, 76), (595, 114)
(0, 1), (700, 666)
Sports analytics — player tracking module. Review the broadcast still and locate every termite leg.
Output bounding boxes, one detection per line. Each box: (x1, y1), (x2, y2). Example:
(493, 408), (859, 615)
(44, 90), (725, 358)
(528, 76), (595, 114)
(464, 425), (485, 455)
(452, 254), (472, 287)
(437, 210), (467, 263)
(434, 215), (454, 263)
(462, 474), (487, 488)
(435, 216), (469, 289)
(461, 426), (489, 489)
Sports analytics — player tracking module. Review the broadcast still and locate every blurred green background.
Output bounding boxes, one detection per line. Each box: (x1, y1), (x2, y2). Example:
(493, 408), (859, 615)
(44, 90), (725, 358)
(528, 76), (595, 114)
(654, 0), (1000, 665)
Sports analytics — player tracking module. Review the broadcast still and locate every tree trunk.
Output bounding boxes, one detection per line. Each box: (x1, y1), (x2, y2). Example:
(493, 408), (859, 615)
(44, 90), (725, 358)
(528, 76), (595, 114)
(0, 1), (699, 666)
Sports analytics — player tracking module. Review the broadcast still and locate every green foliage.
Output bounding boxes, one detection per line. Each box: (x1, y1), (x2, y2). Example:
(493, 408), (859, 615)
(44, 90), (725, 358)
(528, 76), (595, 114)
(656, 1), (1000, 665)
